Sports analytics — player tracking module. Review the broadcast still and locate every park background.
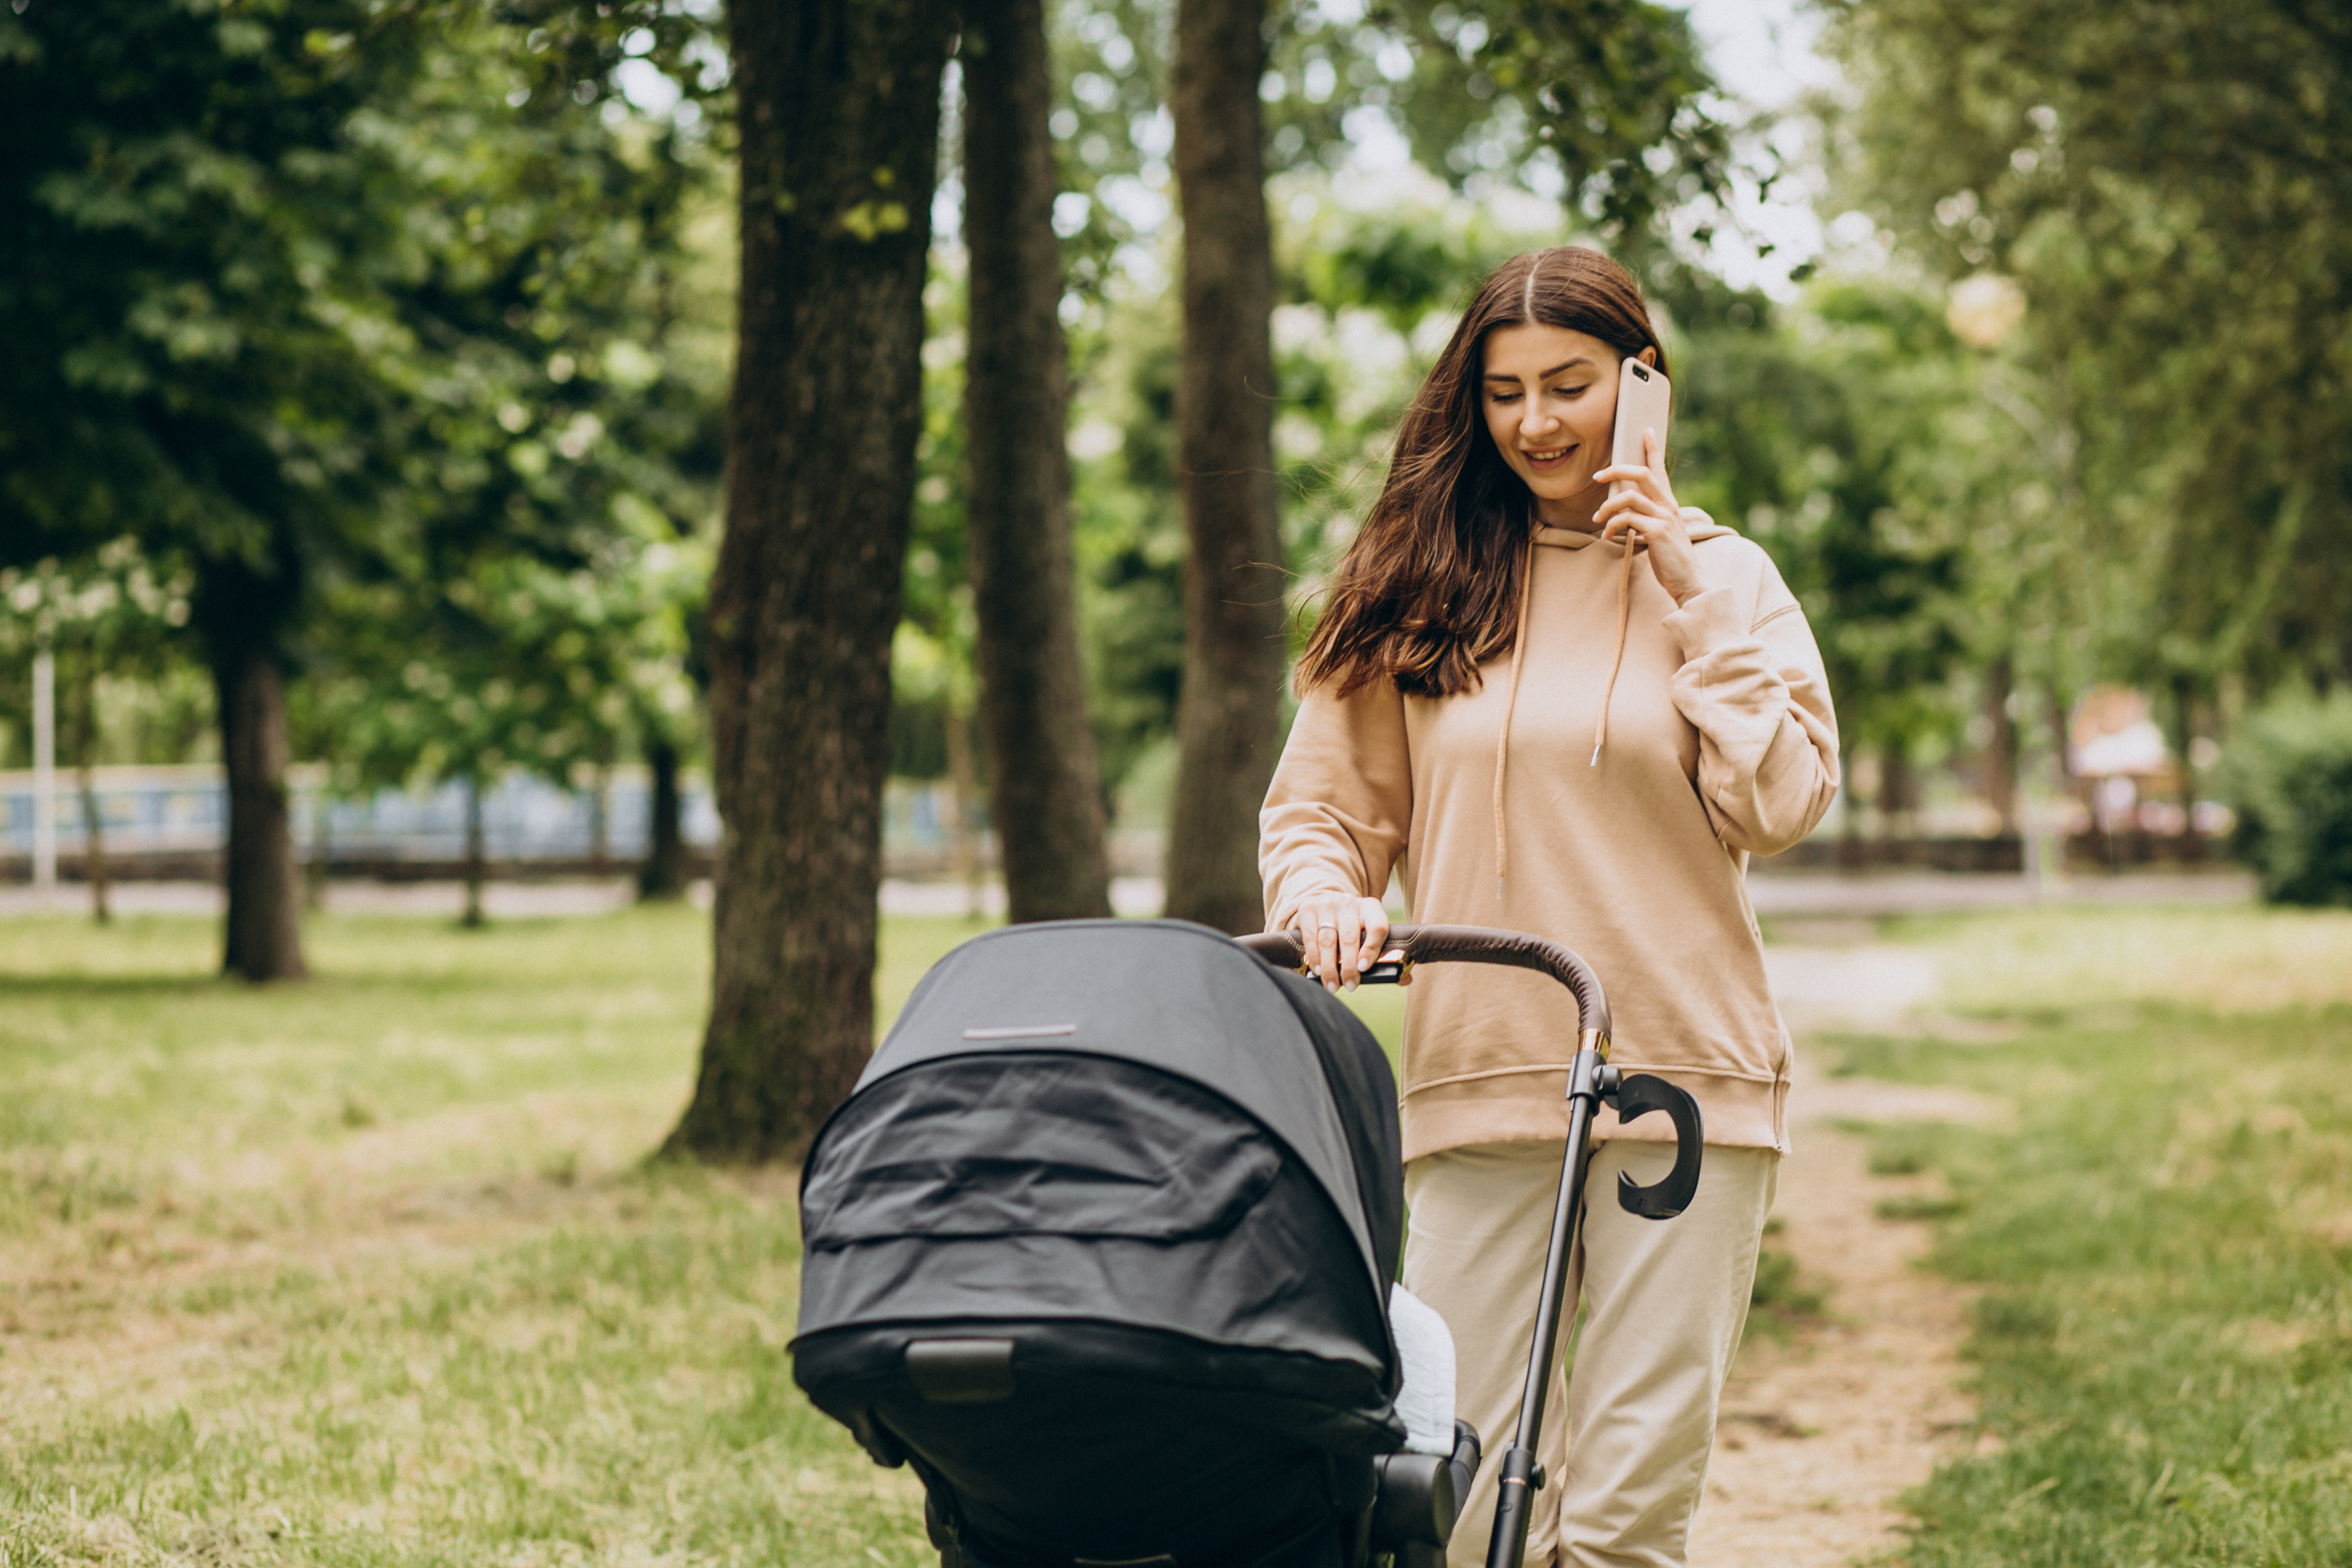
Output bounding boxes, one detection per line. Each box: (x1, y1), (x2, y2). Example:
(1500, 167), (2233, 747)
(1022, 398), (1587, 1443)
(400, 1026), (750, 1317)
(4, 1), (2351, 1565)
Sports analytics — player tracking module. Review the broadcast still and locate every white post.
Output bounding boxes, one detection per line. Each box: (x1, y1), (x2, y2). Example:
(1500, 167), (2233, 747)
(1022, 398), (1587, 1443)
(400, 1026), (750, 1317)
(32, 648), (56, 891)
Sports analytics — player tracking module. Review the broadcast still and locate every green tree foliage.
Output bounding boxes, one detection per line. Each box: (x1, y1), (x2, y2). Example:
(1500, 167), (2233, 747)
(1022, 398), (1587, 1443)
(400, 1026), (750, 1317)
(1822, 0), (2352, 693)
(1247, 0), (1731, 238)
(1671, 279), (1971, 766)
(296, 525), (706, 802)
(0, 544), (199, 770)
(2222, 693), (2352, 907)
(0, 542), (202, 919)
(0, 0), (722, 964)
(896, 265), (981, 783)
(1027, 0), (1748, 825)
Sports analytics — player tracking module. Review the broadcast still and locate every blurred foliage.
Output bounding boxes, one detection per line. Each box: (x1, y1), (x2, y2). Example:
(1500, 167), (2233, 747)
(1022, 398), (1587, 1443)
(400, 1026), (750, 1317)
(2220, 692), (2352, 907)
(1670, 278), (1974, 761)
(10, 0), (2311, 851)
(1039, 0), (1740, 293)
(1254, 0), (1733, 241)
(0, 0), (724, 790)
(1822, 0), (2352, 701)
(894, 262), (979, 784)
(0, 542), (206, 771)
(1072, 290), (1187, 800)
(294, 518), (708, 797)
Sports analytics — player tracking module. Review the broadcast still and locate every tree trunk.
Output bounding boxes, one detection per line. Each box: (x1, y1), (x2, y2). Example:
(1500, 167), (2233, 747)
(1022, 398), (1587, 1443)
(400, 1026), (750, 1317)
(2045, 681), (2078, 879)
(663, 0), (954, 1164)
(2166, 673), (2198, 840)
(213, 641), (308, 980)
(306, 786), (330, 911)
(70, 649), (110, 926)
(637, 740), (690, 900)
(1837, 741), (1864, 865)
(962, 0), (1113, 924)
(1983, 652), (2019, 837)
(1166, 0), (1286, 936)
(1881, 743), (1917, 840)
(461, 775), (488, 928)
(587, 764), (610, 876)
(942, 694), (984, 919)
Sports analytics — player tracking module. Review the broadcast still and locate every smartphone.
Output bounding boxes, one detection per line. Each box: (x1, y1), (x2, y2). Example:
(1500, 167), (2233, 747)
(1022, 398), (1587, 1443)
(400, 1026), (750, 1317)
(1608, 358), (1671, 497)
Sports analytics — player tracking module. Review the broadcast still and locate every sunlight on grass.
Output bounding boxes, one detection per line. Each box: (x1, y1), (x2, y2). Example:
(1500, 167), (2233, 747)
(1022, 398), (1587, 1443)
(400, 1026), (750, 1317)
(1834, 904), (2352, 1564)
(9, 899), (2343, 1565)
(0, 905), (989, 1568)
(1889, 902), (2352, 1015)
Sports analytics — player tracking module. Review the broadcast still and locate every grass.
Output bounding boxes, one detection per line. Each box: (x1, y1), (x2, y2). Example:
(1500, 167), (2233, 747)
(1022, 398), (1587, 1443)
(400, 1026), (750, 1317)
(10, 899), (2351, 1566)
(1823, 904), (2352, 1567)
(0, 906), (984, 1568)
(1744, 1244), (1829, 1338)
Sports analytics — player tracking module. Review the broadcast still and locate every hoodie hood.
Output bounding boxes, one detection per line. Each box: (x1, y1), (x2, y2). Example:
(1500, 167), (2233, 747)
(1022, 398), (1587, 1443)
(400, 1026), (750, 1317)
(1528, 512), (1738, 551)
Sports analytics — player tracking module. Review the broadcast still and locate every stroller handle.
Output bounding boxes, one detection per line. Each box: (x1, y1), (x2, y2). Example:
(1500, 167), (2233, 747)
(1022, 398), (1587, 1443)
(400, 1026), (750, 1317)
(1237, 924), (1611, 1045)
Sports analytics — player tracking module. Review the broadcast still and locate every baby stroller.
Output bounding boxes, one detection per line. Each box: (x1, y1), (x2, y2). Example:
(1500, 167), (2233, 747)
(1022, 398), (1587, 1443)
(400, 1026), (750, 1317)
(793, 919), (1701, 1568)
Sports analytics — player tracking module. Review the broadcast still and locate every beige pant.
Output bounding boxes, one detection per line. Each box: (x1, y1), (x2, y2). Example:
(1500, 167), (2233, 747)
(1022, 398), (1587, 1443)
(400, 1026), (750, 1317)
(1402, 1140), (1778, 1568)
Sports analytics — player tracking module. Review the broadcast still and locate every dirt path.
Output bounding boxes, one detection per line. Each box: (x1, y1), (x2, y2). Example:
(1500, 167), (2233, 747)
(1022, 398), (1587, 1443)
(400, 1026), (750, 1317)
(1683, 942), (2000, 1568)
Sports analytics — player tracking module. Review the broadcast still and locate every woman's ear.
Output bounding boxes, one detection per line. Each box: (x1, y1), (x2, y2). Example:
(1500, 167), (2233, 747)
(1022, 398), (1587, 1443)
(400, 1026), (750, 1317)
(1638, 346), (1659, 368)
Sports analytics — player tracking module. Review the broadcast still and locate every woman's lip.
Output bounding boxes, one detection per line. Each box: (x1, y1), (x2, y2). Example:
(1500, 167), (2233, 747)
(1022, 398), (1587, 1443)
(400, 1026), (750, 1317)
(1520, 445), (1575, 470)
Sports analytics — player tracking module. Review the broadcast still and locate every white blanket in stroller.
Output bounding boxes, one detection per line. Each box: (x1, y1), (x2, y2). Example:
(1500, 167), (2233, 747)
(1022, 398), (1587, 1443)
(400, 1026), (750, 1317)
(1388, 1284), (1458, 1455)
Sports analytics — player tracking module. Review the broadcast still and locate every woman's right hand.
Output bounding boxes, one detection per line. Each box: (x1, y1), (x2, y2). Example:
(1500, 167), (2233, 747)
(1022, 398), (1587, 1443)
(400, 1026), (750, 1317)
(1286, 893), (1398, 994)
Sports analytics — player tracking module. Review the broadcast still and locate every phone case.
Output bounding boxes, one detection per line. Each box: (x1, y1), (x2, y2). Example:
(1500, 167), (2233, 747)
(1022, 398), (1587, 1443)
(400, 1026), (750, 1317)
(1608, 359), (1671, 497)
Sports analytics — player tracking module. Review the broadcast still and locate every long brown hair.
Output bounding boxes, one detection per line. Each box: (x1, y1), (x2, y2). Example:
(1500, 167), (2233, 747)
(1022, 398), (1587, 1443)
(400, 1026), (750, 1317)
(1296, 246), (1668, 698)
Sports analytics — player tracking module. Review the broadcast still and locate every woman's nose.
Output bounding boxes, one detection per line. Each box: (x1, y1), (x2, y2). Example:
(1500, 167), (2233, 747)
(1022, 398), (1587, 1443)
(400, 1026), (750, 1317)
(1519, 405), (1557, 441)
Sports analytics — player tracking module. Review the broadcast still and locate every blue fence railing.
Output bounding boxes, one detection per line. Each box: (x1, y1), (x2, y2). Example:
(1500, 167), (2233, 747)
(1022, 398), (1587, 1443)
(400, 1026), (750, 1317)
(1, 765), (974, 866)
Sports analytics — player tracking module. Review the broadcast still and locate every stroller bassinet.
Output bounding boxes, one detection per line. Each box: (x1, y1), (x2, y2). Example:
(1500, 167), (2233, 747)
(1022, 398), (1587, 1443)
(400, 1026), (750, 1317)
(793, 919), (1471, 1567)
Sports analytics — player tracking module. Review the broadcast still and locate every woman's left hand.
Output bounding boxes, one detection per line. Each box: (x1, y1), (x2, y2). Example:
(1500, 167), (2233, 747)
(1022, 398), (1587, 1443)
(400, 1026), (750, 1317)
(1594, 428), (1706, 607)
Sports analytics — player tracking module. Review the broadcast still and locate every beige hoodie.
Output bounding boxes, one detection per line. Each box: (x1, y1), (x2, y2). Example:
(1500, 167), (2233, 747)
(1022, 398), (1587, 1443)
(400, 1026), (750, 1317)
(1260, 514), (1840, 1162)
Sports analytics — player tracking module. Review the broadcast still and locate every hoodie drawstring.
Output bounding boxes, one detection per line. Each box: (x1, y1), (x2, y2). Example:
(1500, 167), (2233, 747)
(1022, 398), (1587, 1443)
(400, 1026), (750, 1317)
(1592, 540), (1637, 766)
(1492, 535), (1537, 899)
(1493, 529), (1642, 898)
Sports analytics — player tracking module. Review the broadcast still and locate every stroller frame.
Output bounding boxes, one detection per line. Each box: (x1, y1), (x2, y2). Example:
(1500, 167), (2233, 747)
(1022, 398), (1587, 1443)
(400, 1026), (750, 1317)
(1240, 926), (1702, 1568)
(796, 919), (1699, 1568)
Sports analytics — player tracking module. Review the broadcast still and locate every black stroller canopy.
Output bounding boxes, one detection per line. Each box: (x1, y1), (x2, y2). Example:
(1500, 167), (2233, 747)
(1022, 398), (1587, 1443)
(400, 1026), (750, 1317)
(795, 919), (1685, 1568)
(803, 919), (1403, 1323)
(795, 921), (1606, 1567)
(795, 922), (1413, 1564)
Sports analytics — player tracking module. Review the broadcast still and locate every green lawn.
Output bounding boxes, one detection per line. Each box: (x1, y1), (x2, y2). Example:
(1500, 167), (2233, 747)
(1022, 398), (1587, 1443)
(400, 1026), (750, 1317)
(1837, 905), (2352, 1567)
(3, 900), (2348, 1567)
(0, 907), (981, 1568)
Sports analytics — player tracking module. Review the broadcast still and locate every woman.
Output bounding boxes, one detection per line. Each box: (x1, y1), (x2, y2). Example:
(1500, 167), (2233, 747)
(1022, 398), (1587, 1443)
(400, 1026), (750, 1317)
(1259, 246), (1839, 1568)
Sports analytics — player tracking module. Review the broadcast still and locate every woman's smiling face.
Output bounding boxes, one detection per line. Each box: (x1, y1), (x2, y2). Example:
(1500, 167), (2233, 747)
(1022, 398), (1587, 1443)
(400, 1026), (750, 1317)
(1480, 323), (1655, 526)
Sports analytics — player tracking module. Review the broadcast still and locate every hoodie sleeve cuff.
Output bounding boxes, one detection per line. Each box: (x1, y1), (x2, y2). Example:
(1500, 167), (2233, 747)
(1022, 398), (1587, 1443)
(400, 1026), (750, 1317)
(1663, 585), (1746, 662)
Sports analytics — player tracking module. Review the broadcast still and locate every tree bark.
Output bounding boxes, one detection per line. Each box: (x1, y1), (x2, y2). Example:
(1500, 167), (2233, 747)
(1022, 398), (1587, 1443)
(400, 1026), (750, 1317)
(942, 695), (984, 918)
(637, 740), (690, 900)
(1982, 652), (2019, 837)
(2166, 673), (2198, 835)
(213, 640), (308, 981)
(587, 763), (610, 876)
(461, 775), (488, 929)
(307, 787), (330, 912)
(962, 0), (1115, 924)
(663, 0), (954, 1164)
(1880, 743), (1917, 838)
(1837, 741), (1865, 867)
(70, 649), (110, 926)
(1166, 0), (1286, 936)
